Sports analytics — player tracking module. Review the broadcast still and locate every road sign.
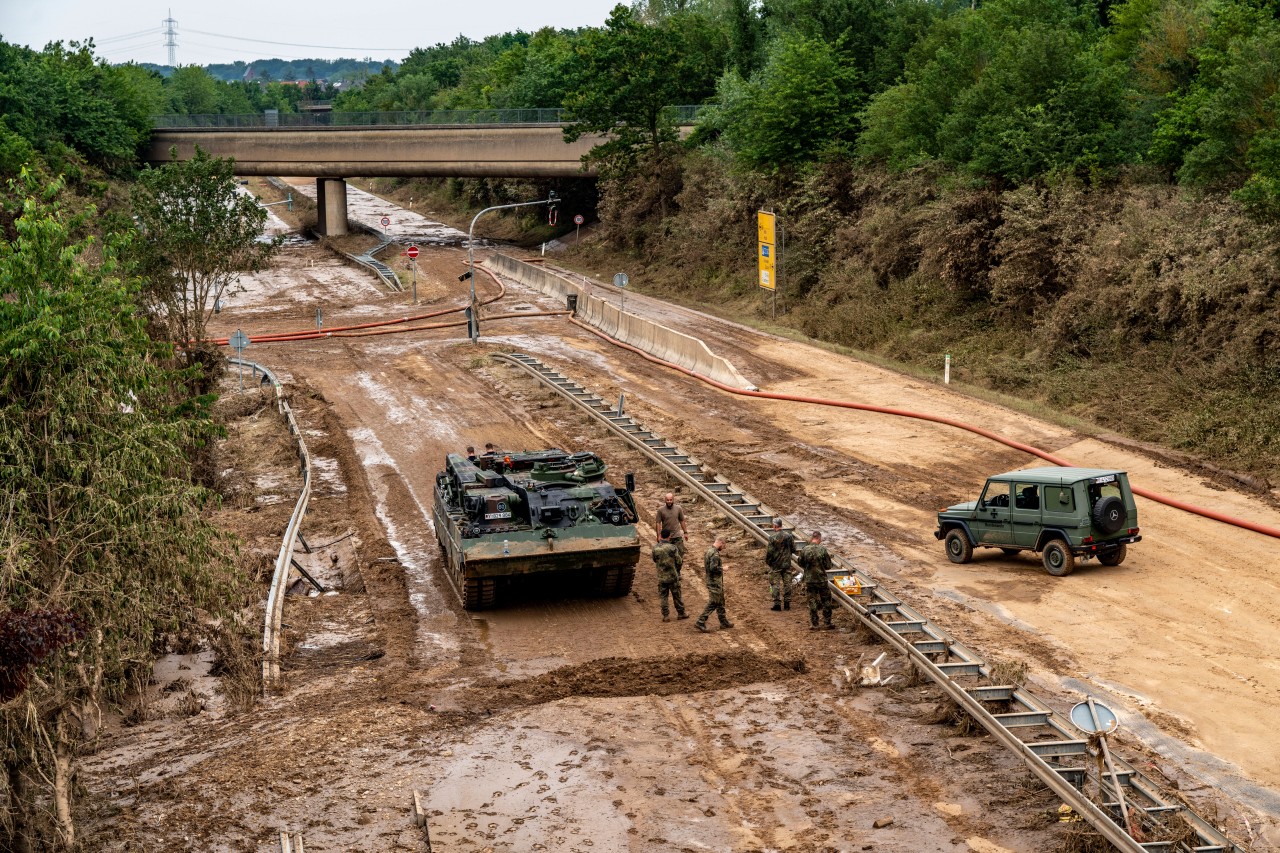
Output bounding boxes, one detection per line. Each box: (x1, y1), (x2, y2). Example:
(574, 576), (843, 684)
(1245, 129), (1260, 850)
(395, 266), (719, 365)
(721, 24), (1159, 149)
(574, 214), (585, 225)
(380, 216), (391, 227)
(613, 273), (629, 288)
(406, 245), (419, 259)
(229, 329), (250, 393)
(1070, 701), (1119, 733)
(757, 210), (777, 291)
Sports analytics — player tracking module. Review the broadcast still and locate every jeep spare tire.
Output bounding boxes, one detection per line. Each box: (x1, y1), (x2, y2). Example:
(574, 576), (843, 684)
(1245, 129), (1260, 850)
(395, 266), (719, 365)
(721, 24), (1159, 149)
(1092, 496), (1127, 534)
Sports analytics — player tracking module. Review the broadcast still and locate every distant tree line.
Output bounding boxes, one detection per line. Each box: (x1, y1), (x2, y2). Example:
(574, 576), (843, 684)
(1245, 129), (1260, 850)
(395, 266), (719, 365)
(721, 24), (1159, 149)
(142, 57), (395, 84)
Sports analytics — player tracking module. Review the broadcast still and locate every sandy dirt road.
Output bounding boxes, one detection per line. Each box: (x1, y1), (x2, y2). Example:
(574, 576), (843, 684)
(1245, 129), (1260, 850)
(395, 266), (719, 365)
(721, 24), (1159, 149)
(78, 193), (1280, 851)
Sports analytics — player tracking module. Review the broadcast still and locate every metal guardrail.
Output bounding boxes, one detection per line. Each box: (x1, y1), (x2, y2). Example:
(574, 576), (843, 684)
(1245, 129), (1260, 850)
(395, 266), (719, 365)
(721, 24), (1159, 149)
(494, 351), (1241, 853)
(344, 239), (400, 292)
(150, 105), (706, 129)
(228, 358), (313, 691)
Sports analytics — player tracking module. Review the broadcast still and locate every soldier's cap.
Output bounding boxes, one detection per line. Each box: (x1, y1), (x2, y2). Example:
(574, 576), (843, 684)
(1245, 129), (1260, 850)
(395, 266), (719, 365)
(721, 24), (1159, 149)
(773, 517), (784, 528)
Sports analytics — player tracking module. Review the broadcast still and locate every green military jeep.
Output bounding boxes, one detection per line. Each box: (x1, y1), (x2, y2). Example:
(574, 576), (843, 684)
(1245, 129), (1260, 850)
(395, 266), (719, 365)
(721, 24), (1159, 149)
(934, 467), (1141, 576)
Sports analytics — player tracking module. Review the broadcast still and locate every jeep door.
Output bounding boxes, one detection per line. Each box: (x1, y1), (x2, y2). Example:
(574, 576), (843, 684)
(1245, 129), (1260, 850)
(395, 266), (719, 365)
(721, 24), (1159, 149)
(972, 480), (1013, 545)
(1010, 483), (1042, 547)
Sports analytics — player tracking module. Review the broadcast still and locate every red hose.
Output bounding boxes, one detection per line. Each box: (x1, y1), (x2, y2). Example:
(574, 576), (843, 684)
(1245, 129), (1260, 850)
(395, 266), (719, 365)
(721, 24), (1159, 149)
(569, 317), (1280, 540)
(205, 266), (509, 346)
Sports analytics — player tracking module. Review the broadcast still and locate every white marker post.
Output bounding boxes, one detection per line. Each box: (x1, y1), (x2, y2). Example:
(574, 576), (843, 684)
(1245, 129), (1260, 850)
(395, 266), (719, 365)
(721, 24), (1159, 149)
(944, 354), (951, 385)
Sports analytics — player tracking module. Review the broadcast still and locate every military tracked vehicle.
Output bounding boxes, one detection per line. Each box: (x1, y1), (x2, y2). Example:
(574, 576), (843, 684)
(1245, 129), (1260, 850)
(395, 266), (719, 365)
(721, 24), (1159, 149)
(433, 449), (641, 609)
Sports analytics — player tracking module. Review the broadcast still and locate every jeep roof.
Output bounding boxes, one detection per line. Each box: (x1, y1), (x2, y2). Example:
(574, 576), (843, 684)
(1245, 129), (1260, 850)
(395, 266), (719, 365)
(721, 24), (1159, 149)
(984, 467), (1125, 484)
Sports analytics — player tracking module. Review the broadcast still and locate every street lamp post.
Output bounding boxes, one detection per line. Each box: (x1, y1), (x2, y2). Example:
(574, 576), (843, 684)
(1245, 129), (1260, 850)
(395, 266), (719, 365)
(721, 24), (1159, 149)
(467, 192), (558, 342)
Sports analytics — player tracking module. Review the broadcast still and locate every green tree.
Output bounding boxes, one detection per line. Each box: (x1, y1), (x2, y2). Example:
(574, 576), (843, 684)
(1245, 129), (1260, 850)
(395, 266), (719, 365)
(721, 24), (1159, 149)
(0, 39), (153, 176)
(860, 0), (1132, 181)
(1, 172), (236, 851)
(165, 65), (220, 114)
(131, 148), (275, 358)
(715, 33), (862, 169)
(563, 5), (722, 165)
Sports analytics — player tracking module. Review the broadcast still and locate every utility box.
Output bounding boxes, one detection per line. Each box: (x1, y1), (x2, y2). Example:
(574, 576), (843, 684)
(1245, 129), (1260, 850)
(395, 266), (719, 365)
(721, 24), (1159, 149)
(566, 294), (578, 314)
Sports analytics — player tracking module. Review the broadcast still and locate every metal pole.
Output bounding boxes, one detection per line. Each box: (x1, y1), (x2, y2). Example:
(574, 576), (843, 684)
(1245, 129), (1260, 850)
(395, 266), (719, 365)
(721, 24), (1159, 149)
(777, 218), (784, 319)
(412, 260), (418, 304)
(1087, 698), (1132, 833)
(467, 194), (557, 342)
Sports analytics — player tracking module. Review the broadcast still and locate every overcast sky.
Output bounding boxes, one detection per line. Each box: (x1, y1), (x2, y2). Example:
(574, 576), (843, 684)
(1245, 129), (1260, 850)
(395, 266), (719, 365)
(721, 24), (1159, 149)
(3, 1), (624, 66)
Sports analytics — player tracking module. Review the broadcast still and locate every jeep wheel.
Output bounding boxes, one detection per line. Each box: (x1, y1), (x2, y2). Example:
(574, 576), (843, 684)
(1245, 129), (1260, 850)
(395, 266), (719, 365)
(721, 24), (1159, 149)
(944, 530), (972, 564)
(1098, 544), (1127, 566)
(1000, 547), (1020, 556)
(1092, 496), (1127, 535)
(1042, 540), (1075, 577)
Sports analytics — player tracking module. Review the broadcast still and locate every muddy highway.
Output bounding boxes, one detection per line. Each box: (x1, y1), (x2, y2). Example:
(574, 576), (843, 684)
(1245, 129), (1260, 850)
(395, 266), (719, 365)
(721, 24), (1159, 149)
(78, 190), (1280, 852)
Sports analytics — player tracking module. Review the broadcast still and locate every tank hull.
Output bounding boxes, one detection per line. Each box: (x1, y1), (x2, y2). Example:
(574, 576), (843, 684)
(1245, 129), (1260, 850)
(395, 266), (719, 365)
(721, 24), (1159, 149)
(433, 483), (640, 610)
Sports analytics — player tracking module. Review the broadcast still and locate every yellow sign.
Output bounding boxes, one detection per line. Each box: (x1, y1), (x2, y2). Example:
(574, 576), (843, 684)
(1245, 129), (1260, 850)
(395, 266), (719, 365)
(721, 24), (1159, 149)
(757, 210), (776, 245)
(757, 210), (777, 291)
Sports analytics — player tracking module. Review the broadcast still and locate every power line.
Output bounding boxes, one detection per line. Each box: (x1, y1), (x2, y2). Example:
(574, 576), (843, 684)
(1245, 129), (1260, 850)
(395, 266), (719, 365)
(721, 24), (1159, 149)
(95, 27), (160, 44)
(183, 27), (409, 52)
(180, 39), (337, 63)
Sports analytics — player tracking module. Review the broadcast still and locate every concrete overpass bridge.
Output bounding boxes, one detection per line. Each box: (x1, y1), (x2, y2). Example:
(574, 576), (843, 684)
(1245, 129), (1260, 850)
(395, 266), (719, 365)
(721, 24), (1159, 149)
(147, 108), (700, 235)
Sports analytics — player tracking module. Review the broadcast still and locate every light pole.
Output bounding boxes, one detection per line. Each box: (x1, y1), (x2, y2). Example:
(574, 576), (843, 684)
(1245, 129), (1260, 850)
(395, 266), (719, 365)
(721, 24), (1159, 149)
(467, 192), (558, 342)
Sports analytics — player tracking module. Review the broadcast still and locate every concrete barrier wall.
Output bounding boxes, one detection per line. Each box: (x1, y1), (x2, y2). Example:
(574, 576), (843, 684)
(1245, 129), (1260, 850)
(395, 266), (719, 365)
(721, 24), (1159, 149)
(485, 254), (756, 390)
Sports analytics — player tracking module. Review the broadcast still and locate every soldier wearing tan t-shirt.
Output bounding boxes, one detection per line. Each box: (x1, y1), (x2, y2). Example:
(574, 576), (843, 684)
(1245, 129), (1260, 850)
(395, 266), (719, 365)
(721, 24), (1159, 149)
(655, 492), (688, 555)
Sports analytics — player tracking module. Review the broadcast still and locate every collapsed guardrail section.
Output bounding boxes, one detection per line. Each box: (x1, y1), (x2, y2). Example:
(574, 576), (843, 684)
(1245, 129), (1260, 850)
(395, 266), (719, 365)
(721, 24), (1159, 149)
(228, 358), (313, 692)
(494, 350), (1241, 853)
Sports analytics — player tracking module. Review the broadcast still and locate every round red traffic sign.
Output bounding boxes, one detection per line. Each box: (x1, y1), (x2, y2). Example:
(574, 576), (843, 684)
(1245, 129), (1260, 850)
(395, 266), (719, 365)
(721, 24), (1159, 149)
(380, 216), (391, 227)
(406, 245), (419, 259)
(574, 214), (585, 225)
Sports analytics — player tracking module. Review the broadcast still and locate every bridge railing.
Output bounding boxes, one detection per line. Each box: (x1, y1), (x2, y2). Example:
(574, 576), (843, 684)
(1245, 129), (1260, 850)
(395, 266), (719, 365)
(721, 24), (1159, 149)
(150, 105), (706, 129)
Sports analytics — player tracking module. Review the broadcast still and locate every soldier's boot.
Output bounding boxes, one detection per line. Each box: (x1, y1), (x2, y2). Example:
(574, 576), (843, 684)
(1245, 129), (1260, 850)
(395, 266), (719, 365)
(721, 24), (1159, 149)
(676, 613), (689, 620)
(662, 615), (670, 623)
(719, 619), (734, 629)
(823, 623), (836, 630)
(783, 600), (791, 610)
(695, 622), (710, 633)
(770, 602), (782, 612)
(809, 625), (821, 631)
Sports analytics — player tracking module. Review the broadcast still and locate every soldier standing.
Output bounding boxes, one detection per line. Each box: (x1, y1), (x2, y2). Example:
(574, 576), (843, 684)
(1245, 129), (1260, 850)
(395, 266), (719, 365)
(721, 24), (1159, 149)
(764, 518), (795, 611)
(652, 531), (688, 622)
(656, 492), (689, 555)
(797, 531), (835, 631)
(695, 537), (733, 632)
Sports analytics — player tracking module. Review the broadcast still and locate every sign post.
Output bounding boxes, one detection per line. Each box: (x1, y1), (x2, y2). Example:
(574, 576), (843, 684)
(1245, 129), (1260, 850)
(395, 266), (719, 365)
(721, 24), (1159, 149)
(380, 215), (390, 236)
(757, 210), (778, 318)
(574, 213), (584, 244)
(405, 244), (419, 303)
(229, 329), (250, 393)
(613, 272), (629, 313)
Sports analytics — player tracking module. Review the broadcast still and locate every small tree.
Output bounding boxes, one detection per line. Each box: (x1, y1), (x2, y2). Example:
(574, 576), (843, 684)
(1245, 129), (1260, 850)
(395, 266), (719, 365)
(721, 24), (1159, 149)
(131, 146), (274, 357)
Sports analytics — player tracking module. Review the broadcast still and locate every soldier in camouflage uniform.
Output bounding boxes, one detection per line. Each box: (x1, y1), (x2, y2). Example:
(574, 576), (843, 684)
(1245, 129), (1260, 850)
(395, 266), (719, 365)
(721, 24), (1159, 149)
(797, 531), (835, 630)
(695, 537), (733, 632)
(764, 518), (795, 611)
(652, 531), (687, 622)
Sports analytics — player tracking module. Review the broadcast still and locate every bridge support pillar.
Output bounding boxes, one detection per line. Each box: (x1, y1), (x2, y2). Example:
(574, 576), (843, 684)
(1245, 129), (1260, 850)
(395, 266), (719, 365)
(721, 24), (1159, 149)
(315, 178), (349, 237)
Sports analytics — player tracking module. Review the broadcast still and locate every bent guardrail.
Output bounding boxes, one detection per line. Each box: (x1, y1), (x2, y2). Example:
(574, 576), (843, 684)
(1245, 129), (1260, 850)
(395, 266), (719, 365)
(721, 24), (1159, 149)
(228, 358), (313, 691)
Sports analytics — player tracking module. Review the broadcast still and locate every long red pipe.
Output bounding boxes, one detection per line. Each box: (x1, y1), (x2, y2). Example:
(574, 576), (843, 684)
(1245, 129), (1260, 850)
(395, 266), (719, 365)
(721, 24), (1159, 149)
(569, 318), (1280, 540)
(205, 270), (509, 346)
